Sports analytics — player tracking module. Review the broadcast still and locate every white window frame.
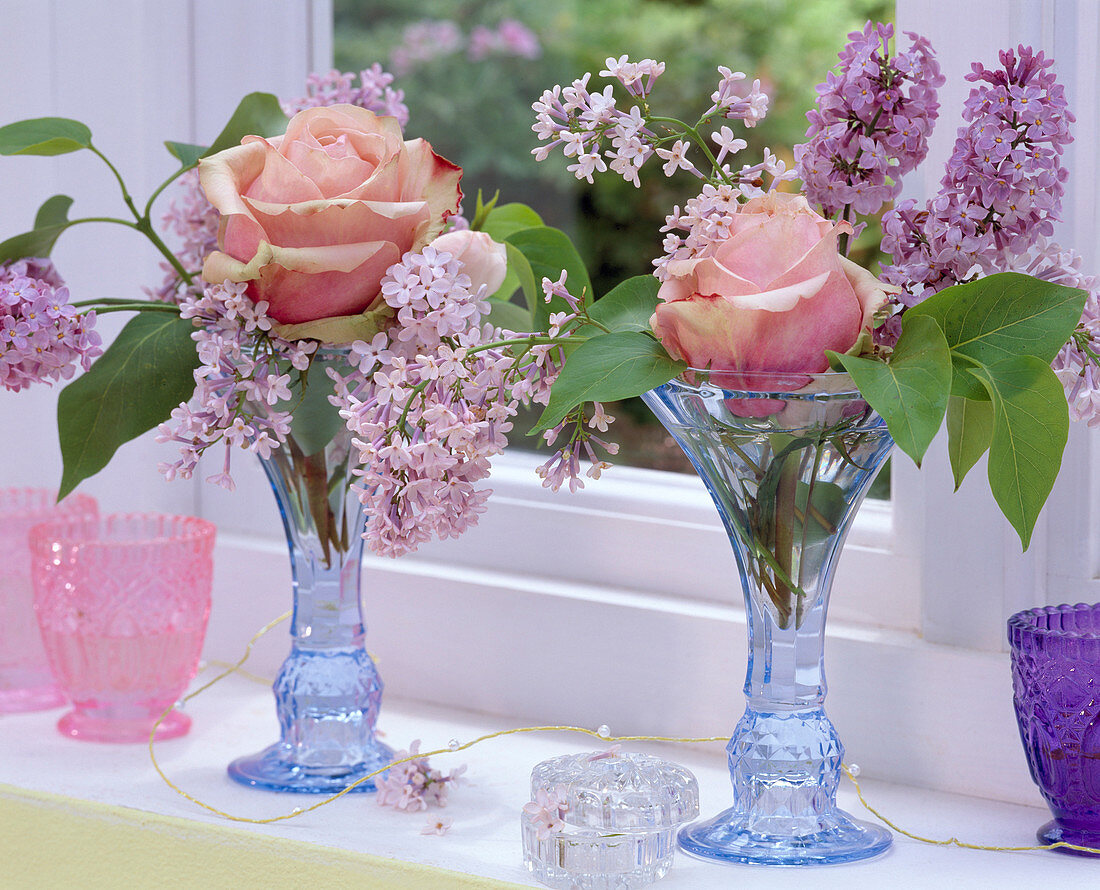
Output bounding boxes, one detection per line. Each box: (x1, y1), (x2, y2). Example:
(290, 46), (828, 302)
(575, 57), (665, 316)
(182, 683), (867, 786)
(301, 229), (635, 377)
(3, 0), (1097, 807)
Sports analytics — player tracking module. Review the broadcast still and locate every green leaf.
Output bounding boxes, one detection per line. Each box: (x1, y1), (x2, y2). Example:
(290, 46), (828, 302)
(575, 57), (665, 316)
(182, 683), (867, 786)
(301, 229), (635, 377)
(504, 241), (537, 313)
(286, 369), (345, 457)
(0, 117), (92, 156)
(587, 276), (660, 333)
(908, 272), (1087, 368)
(469, 189), (499, 230)
(34, 194), (74, 229)
(203, 93), (288, 157)
(165, 141), (208, 167)
(828, 314), (952, 466)
(482, 203), (544, 242)
(485, 298), (532, 333)
(57, 314), (200, 498)
(946, 395), (994, 490)
(506, 226), (592, 331)
(0, 195), (74, 264)
(268, 304), (394, 345)
(967, 356), (1070, 550)
(533, 332), (685, 433)
(793, 480), (848, 547)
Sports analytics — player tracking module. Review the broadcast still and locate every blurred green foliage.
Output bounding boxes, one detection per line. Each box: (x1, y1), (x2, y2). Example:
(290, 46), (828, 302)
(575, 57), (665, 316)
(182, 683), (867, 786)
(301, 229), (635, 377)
(335, 0), (895, 493)
(335, 0), (892, 296)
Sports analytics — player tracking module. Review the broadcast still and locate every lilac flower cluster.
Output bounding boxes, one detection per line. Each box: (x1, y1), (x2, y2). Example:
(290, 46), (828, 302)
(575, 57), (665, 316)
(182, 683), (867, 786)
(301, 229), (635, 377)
(282, 65), (409, 127)
(376, 740), (466, 811)
(390, 18), (541, 74)
(332, 252), (616, 557)
(532, 59), (773, 189)
(390, 20), (464, 75)
(522, 786), (569, 840)
(147, 170), (218, 305)
(796, 22), (944, 219)
(881, 45), (1074, 304)
(332, 247), (516, 557)
(0, 260), (101, 392)
(156, 281), (315, 489)
(654, 177), (792, 280)
(468, 19), (541, 62)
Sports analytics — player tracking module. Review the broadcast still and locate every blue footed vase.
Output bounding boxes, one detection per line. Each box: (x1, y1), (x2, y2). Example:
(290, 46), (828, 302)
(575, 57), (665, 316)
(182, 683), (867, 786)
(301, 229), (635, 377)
(642, 369), (894, 866)
(228, 355), (392, 793)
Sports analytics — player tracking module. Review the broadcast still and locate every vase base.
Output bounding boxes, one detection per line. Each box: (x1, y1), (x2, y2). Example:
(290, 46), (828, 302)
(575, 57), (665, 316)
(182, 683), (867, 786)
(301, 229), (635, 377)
(678, 806), (892, 866)
(1038, 821), (1100, 856)
(0, 683), (66, 714)
(228, 739), (395, 794)
(58, 709), (191, 743)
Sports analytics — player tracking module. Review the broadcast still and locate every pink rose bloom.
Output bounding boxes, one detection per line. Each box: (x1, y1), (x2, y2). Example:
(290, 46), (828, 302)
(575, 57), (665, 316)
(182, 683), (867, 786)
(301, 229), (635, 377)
(430, 230), (508, 295)
(199, 105), (462, 324)
(651, 192), (890, 379)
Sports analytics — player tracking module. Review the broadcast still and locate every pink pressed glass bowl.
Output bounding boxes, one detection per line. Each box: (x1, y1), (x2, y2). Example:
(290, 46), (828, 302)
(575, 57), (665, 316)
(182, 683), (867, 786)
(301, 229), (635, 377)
(0, 489), (98, 713)
(30, 513), (215, 742)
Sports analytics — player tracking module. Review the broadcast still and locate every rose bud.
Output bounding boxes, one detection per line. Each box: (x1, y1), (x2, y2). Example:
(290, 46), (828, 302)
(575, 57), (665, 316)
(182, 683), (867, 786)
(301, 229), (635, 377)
(430, 229), (508, 296)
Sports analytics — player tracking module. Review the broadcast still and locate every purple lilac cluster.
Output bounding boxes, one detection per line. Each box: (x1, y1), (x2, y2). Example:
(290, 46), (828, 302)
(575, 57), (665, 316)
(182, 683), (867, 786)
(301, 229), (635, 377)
(156, 281), (316, 489)
(532, 59), (773, 189)
(796, 22), (943, 220)
(0, 260), (101, 392)
(282, 65), (409, 126)
(881, 45), (1074, 304)
(332, 251), (615, 558)
(375, 740), (466, 811)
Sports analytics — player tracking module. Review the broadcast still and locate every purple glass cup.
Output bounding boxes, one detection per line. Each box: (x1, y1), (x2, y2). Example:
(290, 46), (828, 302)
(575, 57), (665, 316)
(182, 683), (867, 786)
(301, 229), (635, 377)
(1008, 603), (1100, 855)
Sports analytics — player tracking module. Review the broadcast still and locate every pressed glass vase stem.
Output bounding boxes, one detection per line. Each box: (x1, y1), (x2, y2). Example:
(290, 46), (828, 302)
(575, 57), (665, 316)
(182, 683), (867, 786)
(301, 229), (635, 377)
(227, 419), (392, 793)
(643, 376), (893, 866)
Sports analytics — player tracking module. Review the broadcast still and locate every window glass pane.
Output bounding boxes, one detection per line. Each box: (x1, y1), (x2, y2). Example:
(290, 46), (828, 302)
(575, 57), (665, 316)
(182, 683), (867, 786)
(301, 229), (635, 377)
(334, 0), (893, 495)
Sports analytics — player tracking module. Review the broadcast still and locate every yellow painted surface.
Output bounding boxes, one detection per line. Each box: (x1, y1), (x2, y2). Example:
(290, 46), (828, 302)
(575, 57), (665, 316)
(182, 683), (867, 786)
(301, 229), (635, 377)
(1, 783), (526, 889)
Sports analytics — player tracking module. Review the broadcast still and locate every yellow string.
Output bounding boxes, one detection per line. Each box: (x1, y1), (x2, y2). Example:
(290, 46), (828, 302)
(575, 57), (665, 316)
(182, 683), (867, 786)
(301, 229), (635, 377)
(148, 614), (1100, 856)
(841, 766), (1099, 856)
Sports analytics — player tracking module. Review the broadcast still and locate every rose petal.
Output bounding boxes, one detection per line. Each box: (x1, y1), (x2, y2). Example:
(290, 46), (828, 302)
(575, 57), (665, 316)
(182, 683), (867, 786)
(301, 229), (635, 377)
(242, 197), (431, 251)
(398, 139), (463, 246)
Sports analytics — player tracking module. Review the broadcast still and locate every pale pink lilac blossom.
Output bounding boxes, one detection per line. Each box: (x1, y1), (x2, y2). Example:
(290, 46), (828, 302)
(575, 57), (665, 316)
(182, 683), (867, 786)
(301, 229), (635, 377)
(147, 169), (218, 305)
(0, 261), (101, 392)
(390, 20), (464, 75)
(532, 58), (774, 190)
(523, 786), (570, 840)
(155, 280), (315, 488)
(376, 740), (466, 812)
(282, 65), (409, 126)
(333, 253), (618, 556)
(421, 816), (453, 836)
(468, 19), (541, 61)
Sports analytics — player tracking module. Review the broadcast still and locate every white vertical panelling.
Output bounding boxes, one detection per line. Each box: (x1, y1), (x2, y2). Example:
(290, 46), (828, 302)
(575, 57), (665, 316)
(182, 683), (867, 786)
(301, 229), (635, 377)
(897, 0), (1100, 648)
(0, 1), (329, 514)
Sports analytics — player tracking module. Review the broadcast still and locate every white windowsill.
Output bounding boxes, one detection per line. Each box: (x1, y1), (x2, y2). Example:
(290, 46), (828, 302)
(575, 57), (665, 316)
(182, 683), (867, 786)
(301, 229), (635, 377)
(0, 673), (1093, 887)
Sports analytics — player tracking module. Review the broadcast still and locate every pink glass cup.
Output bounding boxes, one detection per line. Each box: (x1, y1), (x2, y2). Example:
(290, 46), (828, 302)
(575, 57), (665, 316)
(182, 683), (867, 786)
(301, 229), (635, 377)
(0, 489), (98, 713)
(30, 513), (215, 742)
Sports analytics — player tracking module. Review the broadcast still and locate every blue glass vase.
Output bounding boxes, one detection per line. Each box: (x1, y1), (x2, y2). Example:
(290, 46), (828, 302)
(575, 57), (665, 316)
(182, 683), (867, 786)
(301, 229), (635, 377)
(642, 370), (894, 866)
(228, 355), (392, 793)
